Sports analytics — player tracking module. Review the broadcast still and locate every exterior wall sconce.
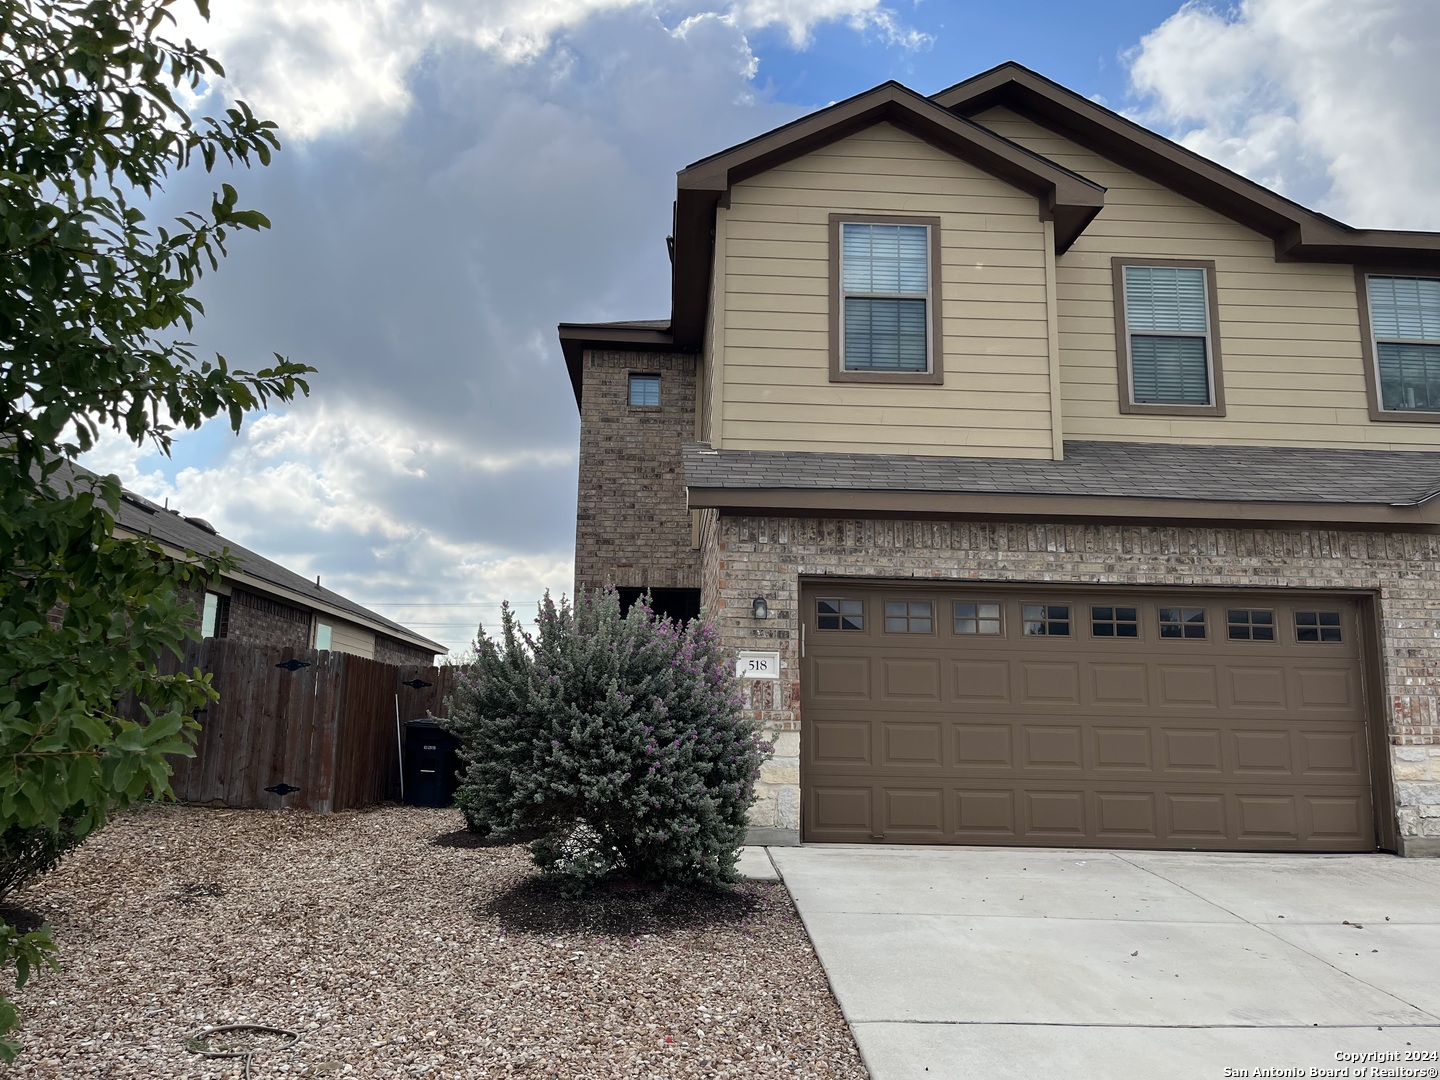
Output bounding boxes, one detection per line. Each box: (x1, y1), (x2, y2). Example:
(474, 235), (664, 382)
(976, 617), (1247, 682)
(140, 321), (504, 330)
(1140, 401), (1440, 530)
(752, 596), (769, 620)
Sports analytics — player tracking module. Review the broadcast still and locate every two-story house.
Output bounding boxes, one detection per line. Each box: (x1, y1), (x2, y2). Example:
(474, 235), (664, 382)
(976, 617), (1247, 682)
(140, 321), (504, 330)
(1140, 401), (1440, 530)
(560, 63), (1440, 856)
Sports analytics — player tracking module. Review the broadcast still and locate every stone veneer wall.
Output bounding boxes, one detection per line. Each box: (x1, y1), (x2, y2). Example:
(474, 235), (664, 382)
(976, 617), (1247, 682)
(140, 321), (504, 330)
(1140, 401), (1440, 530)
(701, 514), (1440, 855)
(574, 349), (700, 593)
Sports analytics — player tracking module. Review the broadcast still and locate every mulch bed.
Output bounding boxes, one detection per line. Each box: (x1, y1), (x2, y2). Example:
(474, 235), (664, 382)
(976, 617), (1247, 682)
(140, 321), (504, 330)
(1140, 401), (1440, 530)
(7, 804), (868, 1078)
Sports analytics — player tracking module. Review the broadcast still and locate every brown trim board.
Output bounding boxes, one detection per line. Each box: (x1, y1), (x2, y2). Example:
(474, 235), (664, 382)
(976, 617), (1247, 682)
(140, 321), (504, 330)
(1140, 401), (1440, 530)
(686, 486), (1440, 528)
(1353, 266), (1440, 424)
(1357, 594), (1399, 852)
(1111, 257), (1226, 417)
(828, 214), (944, 386)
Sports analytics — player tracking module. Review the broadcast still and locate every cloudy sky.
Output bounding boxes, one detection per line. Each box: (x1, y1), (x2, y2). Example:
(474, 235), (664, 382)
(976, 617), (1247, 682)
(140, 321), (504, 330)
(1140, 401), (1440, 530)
(82, 0), (1440, 655)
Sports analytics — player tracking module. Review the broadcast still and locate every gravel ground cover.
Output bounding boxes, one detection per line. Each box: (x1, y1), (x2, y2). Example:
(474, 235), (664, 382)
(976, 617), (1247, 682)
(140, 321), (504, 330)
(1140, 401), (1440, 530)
(6, 804), (867, 1079)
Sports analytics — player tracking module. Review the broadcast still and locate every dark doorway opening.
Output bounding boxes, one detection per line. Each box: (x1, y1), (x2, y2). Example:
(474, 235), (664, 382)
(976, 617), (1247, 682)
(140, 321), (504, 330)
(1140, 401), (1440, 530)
(617, 587), (702, 624)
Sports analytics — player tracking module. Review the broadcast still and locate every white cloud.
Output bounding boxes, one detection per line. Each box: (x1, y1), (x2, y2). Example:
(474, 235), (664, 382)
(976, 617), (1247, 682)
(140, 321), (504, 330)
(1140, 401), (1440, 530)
(1127, 0), (1440, 228)
(174, 0), (924, 140)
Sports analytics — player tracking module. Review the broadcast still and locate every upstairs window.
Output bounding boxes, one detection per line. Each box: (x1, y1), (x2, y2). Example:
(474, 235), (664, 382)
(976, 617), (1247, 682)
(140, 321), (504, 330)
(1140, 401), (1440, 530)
(830, 215), (941, 384)
(628, 373), (660, 407)
(1364, 275), (1440, 417)
(1114, 260), (1224, 415)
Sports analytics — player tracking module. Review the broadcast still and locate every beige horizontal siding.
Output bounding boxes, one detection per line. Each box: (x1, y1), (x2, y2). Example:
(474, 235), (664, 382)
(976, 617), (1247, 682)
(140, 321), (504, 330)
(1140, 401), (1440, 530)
(328, 619), (376, 660)
(718, 123), (1054, 457)
(972, 105), (1440, 450)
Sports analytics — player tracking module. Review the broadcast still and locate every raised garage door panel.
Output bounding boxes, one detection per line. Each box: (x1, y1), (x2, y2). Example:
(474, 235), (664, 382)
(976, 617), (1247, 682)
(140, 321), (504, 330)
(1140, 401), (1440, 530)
(800, 586), (1375, 851)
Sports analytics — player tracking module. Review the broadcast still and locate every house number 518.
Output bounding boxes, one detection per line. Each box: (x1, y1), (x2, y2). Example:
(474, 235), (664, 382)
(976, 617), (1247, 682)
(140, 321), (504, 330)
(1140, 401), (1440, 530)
(736, 651), (780, 680)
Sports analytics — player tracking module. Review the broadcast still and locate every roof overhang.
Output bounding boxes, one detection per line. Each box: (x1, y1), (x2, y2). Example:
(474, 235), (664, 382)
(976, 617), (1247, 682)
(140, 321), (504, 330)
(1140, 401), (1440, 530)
(558, 322), (676, 408)
(686, 486), (1440, 530)
(934, 63), (1440, 268)
(671, 80), (1107, 350)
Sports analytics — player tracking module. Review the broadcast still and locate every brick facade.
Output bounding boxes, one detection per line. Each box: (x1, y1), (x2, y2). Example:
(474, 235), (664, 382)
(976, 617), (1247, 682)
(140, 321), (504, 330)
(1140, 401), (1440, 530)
(226, 586), (312, 650)
(374, 635), (441, 666)
(701, 513), (1440, 855)
(574, 349), (699, 592)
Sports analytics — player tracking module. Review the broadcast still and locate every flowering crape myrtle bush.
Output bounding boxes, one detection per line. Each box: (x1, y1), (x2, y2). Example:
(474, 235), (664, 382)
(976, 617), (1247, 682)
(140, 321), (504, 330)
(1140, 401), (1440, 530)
(446, 589), (772, 891)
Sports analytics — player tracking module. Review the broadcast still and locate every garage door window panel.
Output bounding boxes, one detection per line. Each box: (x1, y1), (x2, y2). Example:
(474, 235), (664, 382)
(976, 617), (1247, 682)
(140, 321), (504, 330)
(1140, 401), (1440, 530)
(1091, 605), (1139, 638)
(1295, 611), (1342, 643)
(954, 602), (1002, 635)
(1023, 604), (1070, 636)
(817, 598), (865, 631)
(885, 600), (933, 634)
(1160, 607), (1207, 639)
(1227, 609), (1276, 641)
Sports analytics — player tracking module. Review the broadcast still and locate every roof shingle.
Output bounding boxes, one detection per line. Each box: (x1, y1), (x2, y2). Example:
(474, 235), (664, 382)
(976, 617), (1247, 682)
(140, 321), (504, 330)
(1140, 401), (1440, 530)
(682, 441), (1440, 507)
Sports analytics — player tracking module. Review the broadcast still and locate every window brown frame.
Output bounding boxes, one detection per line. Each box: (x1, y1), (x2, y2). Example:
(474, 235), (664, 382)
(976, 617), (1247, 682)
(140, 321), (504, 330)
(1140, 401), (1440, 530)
(1354, 266), (1440, 424)
(829, 213), (943, 385)
(1089, 604), (1139, 639)
(1225, 608), (1276, 643)
(816, 597), (865, 632)
(883, 598), (935, 634)
(1111, 257), (1226, 417)
(953, 600), (1003, 636)
(627, 372), (662, 410)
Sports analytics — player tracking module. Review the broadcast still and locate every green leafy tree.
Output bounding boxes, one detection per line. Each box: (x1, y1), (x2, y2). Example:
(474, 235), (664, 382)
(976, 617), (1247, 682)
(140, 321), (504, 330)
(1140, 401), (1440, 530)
(0, 0), (312, 1057)
(447, 590), (772, 894)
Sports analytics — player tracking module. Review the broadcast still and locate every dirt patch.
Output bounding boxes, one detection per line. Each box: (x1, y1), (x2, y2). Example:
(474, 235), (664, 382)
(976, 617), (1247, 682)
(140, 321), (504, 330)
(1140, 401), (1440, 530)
(8, 804), (867, 1078)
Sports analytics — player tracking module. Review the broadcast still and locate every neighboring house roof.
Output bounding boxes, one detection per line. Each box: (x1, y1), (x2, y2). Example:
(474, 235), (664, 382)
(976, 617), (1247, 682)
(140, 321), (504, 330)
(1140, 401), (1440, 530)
(558, 61), (1440, 410)
(682, 442), (1440, 527)
(51, 458), (445, 654)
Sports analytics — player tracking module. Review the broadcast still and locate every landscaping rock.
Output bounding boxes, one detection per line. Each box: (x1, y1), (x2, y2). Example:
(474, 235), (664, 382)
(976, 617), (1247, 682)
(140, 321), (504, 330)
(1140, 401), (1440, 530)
(7, 804), (866, 1078)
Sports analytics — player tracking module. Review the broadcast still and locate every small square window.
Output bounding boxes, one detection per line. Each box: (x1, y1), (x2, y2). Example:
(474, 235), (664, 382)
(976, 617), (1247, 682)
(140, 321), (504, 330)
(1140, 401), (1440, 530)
(1091, 605), (1138, 638)
(1022, 603), (1070, 636)
(628, 374), (660, 407)
(955, 601), (1002, 635)
(817, 598), (864, 631)
(1295, 610), (1342, 643)
(1227, 609), (1275, 641)
(1159, 607), (1207, 639)
(885, 600), (933, 634)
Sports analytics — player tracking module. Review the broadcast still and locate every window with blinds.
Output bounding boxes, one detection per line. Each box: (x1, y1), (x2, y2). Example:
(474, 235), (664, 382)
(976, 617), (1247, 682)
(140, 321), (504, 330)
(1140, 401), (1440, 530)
(840, 222), (931, 372)
(1367, 276), (1440, 412)
(1121, 264), (1214, 406)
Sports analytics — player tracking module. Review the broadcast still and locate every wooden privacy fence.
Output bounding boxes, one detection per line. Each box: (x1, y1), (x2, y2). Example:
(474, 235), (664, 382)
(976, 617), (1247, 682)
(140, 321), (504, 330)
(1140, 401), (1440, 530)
(153, 639), (456, 812)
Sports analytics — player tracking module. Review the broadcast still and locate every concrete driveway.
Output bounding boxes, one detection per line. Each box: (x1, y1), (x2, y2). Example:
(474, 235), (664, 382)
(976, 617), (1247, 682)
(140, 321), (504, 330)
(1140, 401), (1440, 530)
(769, 846), (1440, 1080)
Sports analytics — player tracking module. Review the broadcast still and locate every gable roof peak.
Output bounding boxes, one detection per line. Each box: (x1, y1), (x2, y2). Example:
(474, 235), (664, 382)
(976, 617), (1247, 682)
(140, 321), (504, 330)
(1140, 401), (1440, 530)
(934, 61), (1440, 266)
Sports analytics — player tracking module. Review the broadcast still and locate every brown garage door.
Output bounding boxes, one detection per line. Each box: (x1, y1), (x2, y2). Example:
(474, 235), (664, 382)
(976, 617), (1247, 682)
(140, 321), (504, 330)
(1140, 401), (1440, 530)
(800, 584), (1376, 851)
